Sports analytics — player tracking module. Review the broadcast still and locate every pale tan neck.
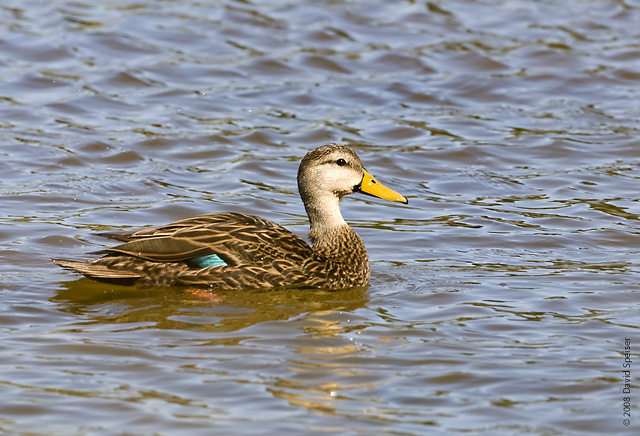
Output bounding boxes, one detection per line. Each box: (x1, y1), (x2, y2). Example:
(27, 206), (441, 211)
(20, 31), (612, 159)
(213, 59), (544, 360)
(302, 192), (368, 264)
(304, 192), (347, 234)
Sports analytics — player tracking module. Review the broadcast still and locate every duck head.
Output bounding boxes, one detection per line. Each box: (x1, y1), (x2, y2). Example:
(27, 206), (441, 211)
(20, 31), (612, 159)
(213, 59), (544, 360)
(297, 143), (407, 228)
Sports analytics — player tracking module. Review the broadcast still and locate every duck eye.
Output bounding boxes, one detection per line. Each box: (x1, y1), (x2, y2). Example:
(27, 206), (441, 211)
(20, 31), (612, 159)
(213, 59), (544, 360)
(336, 158), (347, 166)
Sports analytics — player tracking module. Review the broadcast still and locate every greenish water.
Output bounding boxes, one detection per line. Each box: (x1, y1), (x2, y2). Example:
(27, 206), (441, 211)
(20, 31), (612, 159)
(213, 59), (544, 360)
(1, 1), (639, 435)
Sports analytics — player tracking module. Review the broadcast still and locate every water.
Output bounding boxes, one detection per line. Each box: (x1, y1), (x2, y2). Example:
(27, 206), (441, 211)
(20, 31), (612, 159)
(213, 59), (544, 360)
(1, 0), (639, 434)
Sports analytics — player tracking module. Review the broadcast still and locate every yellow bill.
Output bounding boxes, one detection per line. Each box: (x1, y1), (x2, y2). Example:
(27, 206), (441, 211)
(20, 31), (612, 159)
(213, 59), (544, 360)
(358, 169), (408, 204)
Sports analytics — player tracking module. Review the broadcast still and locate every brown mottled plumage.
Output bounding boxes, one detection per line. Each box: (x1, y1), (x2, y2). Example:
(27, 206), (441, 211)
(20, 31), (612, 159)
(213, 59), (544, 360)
(53, 143), (408, 290)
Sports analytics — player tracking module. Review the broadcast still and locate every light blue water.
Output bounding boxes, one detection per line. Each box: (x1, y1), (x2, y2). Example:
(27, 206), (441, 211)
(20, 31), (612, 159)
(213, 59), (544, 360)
(1, 1), (639, 435)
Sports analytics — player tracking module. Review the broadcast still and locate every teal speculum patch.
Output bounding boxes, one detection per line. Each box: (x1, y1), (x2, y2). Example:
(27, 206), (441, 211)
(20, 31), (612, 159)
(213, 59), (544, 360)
(188, 254), (227, 268)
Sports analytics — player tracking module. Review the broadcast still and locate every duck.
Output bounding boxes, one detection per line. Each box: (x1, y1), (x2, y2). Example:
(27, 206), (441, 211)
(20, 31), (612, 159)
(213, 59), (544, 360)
(52, 143), (408, 290)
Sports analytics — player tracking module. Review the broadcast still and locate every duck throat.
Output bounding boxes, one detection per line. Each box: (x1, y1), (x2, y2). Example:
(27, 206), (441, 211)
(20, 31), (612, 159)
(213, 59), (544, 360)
(304, 192), (346, 228)
(304, 194), (367, 262)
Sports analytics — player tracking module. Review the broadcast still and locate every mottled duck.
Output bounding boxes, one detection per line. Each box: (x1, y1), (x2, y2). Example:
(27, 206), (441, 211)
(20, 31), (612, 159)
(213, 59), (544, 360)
(53, 143), (408, 289)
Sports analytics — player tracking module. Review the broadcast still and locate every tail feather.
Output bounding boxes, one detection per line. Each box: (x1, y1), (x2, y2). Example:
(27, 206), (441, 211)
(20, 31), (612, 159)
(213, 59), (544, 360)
(93, 231), (132, 242)
(51, 259), (141, 280)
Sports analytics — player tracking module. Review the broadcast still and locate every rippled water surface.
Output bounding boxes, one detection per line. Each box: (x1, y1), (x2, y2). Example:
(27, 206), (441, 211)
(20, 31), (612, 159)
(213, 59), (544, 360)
(1, 0), (639, 435)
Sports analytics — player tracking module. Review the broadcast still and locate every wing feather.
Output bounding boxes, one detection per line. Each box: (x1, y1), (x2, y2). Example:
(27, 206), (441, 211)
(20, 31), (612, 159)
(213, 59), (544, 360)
(99, 212), (312, 268)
